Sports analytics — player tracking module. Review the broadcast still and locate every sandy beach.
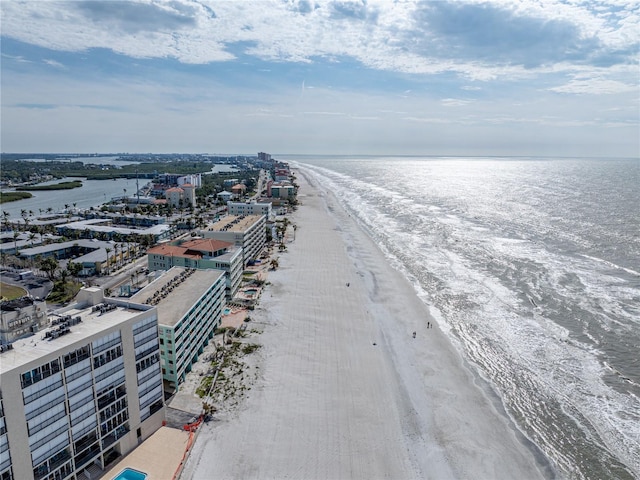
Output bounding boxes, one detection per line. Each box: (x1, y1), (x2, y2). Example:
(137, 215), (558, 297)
(182, 167), (550, 479)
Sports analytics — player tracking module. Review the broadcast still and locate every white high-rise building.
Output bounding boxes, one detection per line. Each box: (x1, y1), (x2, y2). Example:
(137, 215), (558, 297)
(0, 288), (164, 480)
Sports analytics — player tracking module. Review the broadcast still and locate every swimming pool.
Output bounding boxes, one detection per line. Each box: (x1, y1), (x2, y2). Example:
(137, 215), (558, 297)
(223, 307), (232, 315)
(111, 468), (147, 480)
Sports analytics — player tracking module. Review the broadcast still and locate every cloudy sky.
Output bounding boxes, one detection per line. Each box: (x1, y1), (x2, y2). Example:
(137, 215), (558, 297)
(1, 0), (638, 157)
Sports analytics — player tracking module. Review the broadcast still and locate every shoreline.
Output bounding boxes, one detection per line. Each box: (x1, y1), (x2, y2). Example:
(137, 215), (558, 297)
(183, 166), (551, 479)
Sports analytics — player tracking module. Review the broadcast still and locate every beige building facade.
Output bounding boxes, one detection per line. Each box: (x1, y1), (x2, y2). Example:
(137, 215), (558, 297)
(199, 214), (267, 267)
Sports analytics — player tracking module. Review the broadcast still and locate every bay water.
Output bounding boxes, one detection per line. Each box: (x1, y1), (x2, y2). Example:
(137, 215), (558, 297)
(0, 177), (137, 218)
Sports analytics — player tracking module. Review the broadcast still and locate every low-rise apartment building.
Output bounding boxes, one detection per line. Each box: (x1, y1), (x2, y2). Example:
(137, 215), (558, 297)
(0, 288), (164, 480)
(1, 297), (48, 345)
(55, 219), (172, 243)
(199, 215), (266, 267)
(130, 267), (226, 391)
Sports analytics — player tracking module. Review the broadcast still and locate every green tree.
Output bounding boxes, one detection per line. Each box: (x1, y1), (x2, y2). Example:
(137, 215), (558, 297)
(40, 256), (59, 281)
(67, 261), (83, 282)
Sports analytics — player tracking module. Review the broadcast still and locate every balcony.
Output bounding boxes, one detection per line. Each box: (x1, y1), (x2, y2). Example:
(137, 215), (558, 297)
(74, 443), (101, 470)
(101, 425), (129, 450)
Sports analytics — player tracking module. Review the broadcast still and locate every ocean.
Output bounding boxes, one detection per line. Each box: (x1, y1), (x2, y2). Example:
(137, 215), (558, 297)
(288, 156), (640, 480)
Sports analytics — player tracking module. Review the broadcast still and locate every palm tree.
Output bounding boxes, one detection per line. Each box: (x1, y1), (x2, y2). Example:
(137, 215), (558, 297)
(13, 231), (19, 255)
(29, 232), (37, 247)
(104, 247), (112, 275)
(113, 244), (120, 269)
(2, 211), (10, 232)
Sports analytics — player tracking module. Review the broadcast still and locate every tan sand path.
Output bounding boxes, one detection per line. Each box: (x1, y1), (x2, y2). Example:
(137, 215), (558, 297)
(182, 168), (549, 480)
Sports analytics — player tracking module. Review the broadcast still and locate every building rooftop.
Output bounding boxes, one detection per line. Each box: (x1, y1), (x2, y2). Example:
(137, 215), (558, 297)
(203, 215), (263, 233)
(147, 238), (237, 260)
(1, 296), (41, 311)
(130, 267), (224, 327)
(58, 219), (171, 237)
(180, 238), (232, 254)
(16, 238), (114, 261)
(147, 244), (201, 260)
(0, 292), (154, 373)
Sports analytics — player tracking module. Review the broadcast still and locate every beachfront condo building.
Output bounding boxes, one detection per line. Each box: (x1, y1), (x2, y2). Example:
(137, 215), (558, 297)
(199, 214), (267, 267)
(130, 267), (226, 392)
(226, 201), (273, 220)
(269, 183), (296, 200)
(0, 288), (164, 480)
(146, 238), (243, 299)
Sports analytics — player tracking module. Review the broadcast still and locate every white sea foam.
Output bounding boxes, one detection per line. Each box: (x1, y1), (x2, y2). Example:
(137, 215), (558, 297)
(581, 253), (640, 277)
(299, 158), (640, 479)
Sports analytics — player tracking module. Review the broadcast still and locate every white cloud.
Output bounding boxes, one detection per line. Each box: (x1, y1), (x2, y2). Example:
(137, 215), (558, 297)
(1, 52), (31, 63)
(550, 76), (638, 94)
(441, 98), (472, 107)
(1, 0), (637, 157)
(43, 59), (65, 69)
(1, 0), (637, 82)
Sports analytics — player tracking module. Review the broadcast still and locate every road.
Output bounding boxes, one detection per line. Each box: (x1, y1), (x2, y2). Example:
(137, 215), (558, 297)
(93, 255), (149, 295)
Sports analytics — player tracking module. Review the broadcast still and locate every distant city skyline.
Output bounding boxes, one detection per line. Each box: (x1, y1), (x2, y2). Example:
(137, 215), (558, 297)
(1, 1), (638, 158)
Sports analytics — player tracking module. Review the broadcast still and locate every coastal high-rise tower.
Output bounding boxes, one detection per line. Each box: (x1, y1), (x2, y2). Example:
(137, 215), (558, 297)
(0, 288), (164, 480)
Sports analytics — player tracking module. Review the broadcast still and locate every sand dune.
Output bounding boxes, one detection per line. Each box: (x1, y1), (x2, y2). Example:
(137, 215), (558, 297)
(183, 168), (549, 479)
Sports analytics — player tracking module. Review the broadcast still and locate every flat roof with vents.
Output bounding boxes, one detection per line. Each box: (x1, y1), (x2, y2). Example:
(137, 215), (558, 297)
(130, 267), (224, 327)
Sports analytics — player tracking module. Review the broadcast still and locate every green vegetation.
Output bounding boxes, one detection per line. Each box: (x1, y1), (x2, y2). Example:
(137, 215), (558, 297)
(196, 338), (261, 409)
(196, 376), (214, 398)
(0, 282), (28, 301)
(47, 280), (81, 304)
(0, 155), (253, 184)
(16, 180), (83, 191)
(241, 343), (261, 355)
(39, 257), (59, 281)
(0, 191), (33, 203)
